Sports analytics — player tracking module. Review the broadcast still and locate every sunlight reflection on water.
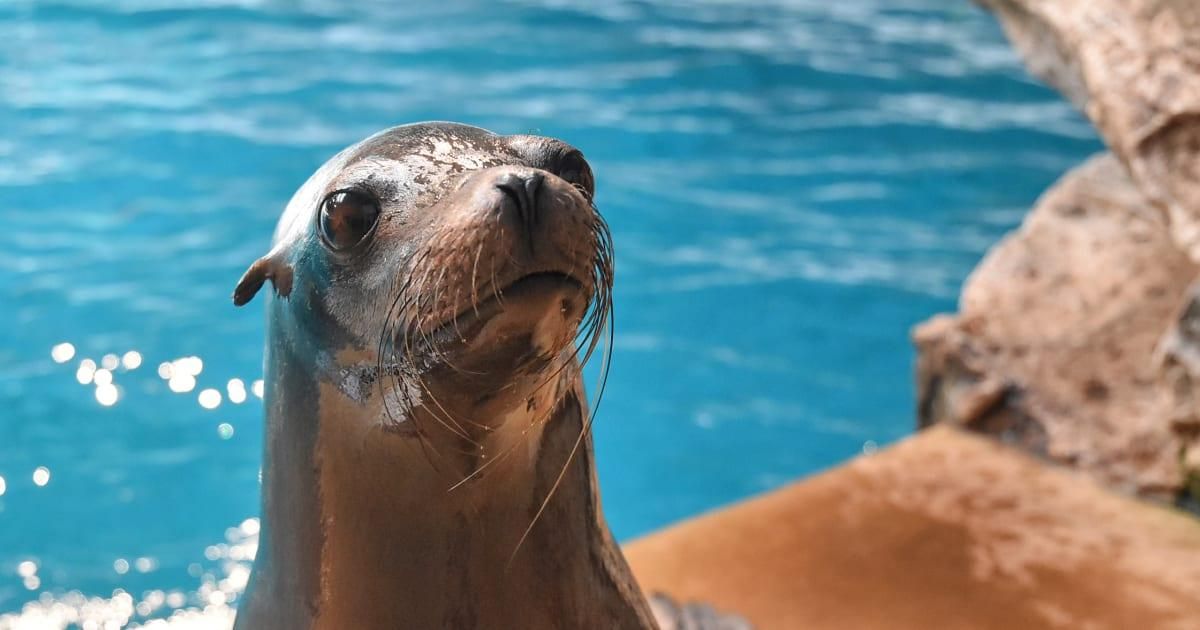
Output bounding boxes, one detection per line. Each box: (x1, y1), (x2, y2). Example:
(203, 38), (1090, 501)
(1, 519), (258, 629)
(0, 0), (1101, 623)
(3, 345), (265, 628)
(48, 348), (262, 415)
(1, 344), (265, 627)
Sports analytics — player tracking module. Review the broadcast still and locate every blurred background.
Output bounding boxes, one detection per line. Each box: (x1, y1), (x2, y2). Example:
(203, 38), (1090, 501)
(0, 0), (1100, 625)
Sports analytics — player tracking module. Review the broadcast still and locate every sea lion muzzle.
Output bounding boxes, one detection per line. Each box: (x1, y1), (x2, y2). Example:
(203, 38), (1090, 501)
(231, 122), (648, 630)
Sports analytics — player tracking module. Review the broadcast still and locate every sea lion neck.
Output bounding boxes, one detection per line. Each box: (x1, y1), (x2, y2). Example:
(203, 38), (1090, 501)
(238, 336), (656, 630)
(234, 122), (652, 630)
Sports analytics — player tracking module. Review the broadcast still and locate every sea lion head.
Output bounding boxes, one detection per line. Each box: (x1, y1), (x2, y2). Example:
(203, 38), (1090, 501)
(233, 122), (610, 441)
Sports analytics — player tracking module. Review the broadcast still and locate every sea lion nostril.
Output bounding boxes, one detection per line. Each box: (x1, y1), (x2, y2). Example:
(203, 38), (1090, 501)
(238, 123), (640, 630)
(495, 172), (544, 229)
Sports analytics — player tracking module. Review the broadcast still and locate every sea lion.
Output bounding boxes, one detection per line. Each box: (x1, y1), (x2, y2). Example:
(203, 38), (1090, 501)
(231, 122), (658, 630)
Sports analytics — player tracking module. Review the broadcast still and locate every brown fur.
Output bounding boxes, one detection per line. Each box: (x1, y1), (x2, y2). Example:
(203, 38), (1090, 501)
(627, 427), (1200, 630)
(233, 122), (655, 630)
(312, 384), (655, 629)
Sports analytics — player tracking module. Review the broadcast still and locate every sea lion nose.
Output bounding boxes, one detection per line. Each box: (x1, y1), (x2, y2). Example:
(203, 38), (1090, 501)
(495, 172), (544, 231)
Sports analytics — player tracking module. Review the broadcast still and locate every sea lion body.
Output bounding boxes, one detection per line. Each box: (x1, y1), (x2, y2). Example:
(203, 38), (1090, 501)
(232, 123), (656, 630)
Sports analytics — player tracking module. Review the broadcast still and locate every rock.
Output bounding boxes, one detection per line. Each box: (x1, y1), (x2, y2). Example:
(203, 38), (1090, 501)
(914, 153), (1197, 500)
(647, 594), (754, 630)
(975, 0), (1200, 257)
(627, 427), (1200, 630)
(974, 1), (1200, 484)
(923, 0), (1200, 505)
(1158, 282), (1200, 501)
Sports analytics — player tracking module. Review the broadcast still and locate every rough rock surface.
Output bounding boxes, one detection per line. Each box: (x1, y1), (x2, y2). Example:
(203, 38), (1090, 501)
(914, 153), (1197, 500)
(924, 0), (1200, 501)
(628, 427), (1200, 630)
(976, 0), (1200, 257)
(647, 594), (753, 630)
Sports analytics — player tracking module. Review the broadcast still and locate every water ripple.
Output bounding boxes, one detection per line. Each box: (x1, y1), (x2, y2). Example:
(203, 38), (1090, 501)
(0, 0), (1100, 621)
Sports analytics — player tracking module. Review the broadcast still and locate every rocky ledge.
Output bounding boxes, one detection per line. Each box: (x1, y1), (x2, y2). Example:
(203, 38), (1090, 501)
(914, 153), (1197, 501)
(916, 0), (1200, 506)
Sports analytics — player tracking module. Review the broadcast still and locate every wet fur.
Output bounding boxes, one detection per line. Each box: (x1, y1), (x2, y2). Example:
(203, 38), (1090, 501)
(233, 123), (654, 629)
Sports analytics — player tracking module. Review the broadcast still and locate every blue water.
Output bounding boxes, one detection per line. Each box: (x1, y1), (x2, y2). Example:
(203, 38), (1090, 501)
(0, 0), (1100, 624)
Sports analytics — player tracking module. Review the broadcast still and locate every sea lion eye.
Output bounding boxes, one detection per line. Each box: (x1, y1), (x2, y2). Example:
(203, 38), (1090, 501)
(556, 150), (594, 199)
(319, 189), (380, 251)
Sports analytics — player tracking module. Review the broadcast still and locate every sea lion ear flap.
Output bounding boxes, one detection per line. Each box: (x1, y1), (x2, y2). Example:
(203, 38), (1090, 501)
(232, 253), (294, 306)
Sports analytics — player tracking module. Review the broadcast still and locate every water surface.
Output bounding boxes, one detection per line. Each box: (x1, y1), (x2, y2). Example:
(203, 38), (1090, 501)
(0, 0), (1100, 625)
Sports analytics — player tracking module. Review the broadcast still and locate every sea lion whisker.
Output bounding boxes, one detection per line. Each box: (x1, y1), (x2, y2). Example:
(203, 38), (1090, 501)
(509, 285), (614, 566)
(444, 282), (487, 377)
(382, 276), (424, 360)
(414, 354), (492, 434)
(377, 338), (406, 429)
(413, 375), (484, 448)
(406, 269), (483, 441)
(517, 358), (578, 410)
(501, 271), (604, 398)
(531, 245), (612, 395)
(382, 267), (449, 443)
(373, 315), (432, 455)
(590, 310), (615, 423)
(445, 419), (540, 492)
(410, 250), (440, 338)
(402, 316), (478, 442)
(376, 266), (421, 420)
(237, 123), (655, 629)
(576, 284), (610, 368)
(470, 240), (485, 320)
(409, 261), (449, 368)
(449, 281), (467, 342)
(457, 214), (613, 510)
(380, 250), (428, 366)
(425, 265), (456, 364)
(417, 256), (472, 373)
(522, 305), (602, 399)
(488, 243), (506, 308)
(396, 357), (460, 441)
(507, 381), (594, 567)
(409, 402), (450, 473)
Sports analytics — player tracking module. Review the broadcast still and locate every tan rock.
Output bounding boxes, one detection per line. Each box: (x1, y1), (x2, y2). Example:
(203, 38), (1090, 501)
(975, 0), (1200, 256)
(914, 153), (1196, 499)
(627, 427), (1200, 630)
